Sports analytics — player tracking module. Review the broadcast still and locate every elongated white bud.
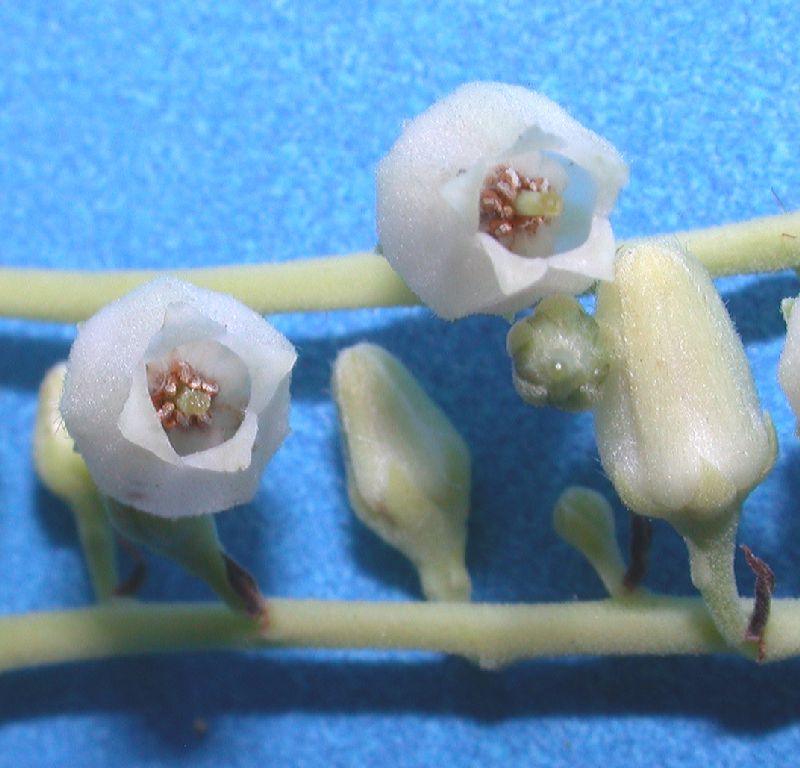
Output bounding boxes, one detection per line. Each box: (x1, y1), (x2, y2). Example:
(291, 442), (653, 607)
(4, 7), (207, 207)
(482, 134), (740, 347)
(332, 343), (471, 601)
(594, 242), (775, 528)
(594, 241), (776, 652)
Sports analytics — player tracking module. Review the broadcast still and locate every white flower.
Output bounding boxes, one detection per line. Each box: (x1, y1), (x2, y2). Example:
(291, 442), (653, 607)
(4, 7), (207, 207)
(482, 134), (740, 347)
(377, 81), (629, 320)
(60, 277), (297, 518)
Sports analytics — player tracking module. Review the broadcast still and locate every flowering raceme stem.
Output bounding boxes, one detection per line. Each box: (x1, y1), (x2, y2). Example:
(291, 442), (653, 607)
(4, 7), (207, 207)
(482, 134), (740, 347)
(377, 81), (628, 319)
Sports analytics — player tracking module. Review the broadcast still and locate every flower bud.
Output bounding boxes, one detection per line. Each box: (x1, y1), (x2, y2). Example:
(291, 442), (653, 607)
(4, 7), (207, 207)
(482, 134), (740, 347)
(33, 362), (118, 600)
(35, 363), (97, 508)
(778, 297), (800, 425)
(507, 294), (609, 411)
(332, 343), (471, 601)
(594, 242), (776, 653)
(594, 242), (775, 529)
(552, 486), (626, 597)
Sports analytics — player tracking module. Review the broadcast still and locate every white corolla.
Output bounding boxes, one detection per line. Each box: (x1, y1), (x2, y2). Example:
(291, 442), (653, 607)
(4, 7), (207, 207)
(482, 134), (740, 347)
(60, 277), (297, 518)
(377, 81), (629, 319)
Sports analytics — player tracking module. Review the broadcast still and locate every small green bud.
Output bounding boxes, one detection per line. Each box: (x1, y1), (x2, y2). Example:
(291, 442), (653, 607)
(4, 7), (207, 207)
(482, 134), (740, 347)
(506, 294), (609, 411)
(332, 343), (471, 602)
(552, 486), (626, 598)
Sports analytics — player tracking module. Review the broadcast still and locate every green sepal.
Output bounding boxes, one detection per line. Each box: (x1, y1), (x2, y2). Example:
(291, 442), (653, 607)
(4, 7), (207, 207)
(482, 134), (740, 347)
(106, 499), (264, 616)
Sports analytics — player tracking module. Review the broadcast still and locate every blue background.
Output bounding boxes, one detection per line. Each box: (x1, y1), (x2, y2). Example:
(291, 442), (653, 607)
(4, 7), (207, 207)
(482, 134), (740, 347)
(1, 1), (800, 766)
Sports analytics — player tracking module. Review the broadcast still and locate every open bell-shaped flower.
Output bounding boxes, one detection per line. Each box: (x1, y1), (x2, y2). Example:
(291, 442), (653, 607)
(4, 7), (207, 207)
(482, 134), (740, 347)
(60, 277), (297, 519)
(376, 81), (629, 320)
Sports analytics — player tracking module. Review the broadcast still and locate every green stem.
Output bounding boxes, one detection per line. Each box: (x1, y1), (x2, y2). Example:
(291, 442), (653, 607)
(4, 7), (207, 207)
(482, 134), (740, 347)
(1, 595), (798, 674)
(70, 489), (119, 602)
(1, 212), (798, 323)
(658, 209), (800, 277)
(33, 363), (120, 601)
(682, 512), (751, 654)
(0, 253), (419, 323)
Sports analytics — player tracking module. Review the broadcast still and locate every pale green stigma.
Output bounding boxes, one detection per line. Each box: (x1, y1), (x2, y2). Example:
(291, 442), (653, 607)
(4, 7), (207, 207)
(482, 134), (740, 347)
(150, 360), (219, 430)
(514, 189), (563, 218)
(176, 387), (213, 419)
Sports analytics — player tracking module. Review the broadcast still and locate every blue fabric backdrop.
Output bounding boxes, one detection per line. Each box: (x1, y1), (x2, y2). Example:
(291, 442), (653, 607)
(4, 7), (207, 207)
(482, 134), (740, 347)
(1, 1), (799, 766)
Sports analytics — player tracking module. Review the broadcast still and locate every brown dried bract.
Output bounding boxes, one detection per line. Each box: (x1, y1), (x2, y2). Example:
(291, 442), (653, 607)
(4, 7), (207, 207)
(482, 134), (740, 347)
(622, 513), (652, 592)
(149, 360), (219, 430)
(223, 553), (268, 622)
(479, 165), (552, 248)
(741, 544), (775, 662)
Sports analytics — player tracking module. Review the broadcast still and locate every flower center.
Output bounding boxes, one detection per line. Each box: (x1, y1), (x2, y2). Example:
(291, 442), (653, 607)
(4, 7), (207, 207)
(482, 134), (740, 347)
(479, 165), (563, 250)
(148, 360), (220, 431)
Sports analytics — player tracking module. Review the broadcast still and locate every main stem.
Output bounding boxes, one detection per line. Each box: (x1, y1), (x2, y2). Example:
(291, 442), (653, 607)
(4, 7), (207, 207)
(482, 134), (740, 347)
(663, 210), (800, 277)
(1, 212), (798, 323)
(0, 253), (419, 323)
(3, 595), (800, 673)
